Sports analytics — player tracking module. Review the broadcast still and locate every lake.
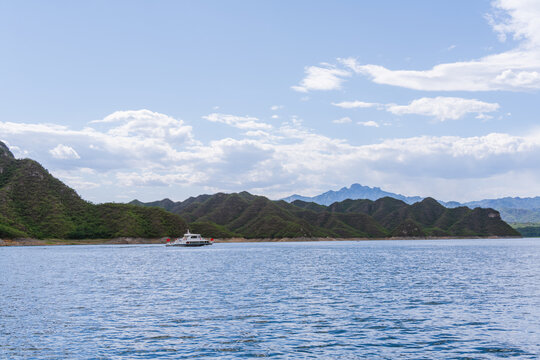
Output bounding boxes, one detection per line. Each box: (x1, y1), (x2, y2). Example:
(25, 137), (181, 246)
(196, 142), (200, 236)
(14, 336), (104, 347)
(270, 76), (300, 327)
(1, 239), (539, 359)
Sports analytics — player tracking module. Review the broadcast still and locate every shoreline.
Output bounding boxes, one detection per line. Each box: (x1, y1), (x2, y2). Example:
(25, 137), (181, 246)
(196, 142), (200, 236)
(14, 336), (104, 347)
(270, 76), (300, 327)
(0, 236), (523, 247)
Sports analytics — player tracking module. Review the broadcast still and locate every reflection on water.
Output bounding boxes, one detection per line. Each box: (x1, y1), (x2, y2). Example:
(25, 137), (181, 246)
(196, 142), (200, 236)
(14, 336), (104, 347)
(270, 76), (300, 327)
(1, 239), (540, 359)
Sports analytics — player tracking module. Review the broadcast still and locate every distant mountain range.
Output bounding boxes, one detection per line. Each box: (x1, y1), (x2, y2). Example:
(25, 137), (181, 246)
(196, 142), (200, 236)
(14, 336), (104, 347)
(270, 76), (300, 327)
(282, 183), (423, 205)
(458, 197), (540, 210)
(282, 183), (540, 224)
(131, 193), (519, 239)
(0, 141), (187, 239)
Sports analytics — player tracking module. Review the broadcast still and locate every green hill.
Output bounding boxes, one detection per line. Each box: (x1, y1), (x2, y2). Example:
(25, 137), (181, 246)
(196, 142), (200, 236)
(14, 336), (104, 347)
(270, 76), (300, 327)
(0, 142), (187, 239)
(157, 192), (387, 238)
(132, 193), (520, 239)
(511, 223), (540, 237)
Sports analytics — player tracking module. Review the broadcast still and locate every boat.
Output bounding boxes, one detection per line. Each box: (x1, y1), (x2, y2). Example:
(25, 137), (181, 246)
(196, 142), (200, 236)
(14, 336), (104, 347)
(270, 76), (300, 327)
(166, 230), (213, 247)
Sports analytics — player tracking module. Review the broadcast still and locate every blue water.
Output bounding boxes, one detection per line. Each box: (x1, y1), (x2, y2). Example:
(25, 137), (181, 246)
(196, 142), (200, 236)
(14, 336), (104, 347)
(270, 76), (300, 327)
(1, 239), (540, 359)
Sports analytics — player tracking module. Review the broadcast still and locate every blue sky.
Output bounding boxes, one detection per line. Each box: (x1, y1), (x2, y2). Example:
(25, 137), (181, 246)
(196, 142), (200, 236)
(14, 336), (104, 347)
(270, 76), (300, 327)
(1, 0), (540, 203)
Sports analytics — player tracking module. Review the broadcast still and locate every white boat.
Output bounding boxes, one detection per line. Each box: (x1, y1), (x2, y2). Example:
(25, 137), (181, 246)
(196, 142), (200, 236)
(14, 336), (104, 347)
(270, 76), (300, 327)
(166, 230), (213, 247)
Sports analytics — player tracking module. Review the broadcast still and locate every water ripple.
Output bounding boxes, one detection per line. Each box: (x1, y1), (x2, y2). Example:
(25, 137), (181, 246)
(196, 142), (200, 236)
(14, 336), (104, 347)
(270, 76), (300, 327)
(1, 239), (540, 359)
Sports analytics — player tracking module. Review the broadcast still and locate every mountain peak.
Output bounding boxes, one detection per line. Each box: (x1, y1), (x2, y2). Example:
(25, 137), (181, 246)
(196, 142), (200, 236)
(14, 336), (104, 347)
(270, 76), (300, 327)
(0, 141), (15, 161)
(0, 141), (16, 172)
(420, 197), (441, 206)
(282, 183), (423, 206)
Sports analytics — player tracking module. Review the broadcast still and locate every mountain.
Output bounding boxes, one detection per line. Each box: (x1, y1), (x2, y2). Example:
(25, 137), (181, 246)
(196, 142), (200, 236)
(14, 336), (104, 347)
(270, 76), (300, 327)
(0, 142), (187, 239)
(282, 183), (540, 225)
(296, 196), (518, 238)
(132, 193), (519, 239)
(282, 183), (423, 205)
(495, 208), (540, 223)
(460, 197), (540, 210)
(134, 192), (387, 238)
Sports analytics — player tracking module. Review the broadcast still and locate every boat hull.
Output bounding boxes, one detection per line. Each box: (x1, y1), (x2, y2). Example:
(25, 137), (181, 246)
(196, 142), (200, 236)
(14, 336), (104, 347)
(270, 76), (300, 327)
(166, 242), (212, 247)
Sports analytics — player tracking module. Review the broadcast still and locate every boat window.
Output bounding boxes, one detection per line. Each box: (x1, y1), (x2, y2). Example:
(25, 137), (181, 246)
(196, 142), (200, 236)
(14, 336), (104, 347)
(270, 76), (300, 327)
(191, 236), (198, 239)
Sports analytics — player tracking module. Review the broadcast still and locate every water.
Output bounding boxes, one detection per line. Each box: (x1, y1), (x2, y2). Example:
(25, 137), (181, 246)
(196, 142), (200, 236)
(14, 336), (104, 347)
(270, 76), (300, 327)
(1, 239), (540, 359)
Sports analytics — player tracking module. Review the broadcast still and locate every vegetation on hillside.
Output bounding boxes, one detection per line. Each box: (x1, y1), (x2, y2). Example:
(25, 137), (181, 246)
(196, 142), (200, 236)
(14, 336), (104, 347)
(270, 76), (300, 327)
(133, 192), (520, 239)
(510, 223), (540, 237)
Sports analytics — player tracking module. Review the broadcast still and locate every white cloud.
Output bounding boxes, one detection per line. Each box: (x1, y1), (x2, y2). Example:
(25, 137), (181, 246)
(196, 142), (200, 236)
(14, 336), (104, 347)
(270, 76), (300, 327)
(333, 96), (499, 121)
(202, 113), (272, 130)
(299, 2), (540, 92)
(333, 117), (352, 124)
(116, 172), (175, 187)
(50, 170), (99, 189)
(271, 115), (279, 119)
(49, 144), (80, 160)
(270, 105), (284, 111)
(332, 101), (379, 109)
(476, 113), (494, 120)
(340, 50), (540, 91)
(386, 97), (500, 121)
(244, 130), (277, 139)
(91, 109), (194, 142)
(292, 65), (351, 92)
(494, 68), (540, 87)
(487, 0), (540, 45)
(358, 121), (379, 127)
(0, 110), (197, 172)
(4, 109), (540, 202)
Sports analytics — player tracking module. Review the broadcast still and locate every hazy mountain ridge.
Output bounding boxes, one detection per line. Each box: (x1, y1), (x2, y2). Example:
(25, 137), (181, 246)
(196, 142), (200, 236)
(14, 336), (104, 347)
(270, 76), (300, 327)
(461, 197), (540, 210)
(282, 183), (423, 205)
(282, 183), (540, 224)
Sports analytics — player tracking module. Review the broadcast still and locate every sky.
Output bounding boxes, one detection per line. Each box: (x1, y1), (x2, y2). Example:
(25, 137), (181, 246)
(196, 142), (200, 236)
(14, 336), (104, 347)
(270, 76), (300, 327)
(1, 0), (540, 203)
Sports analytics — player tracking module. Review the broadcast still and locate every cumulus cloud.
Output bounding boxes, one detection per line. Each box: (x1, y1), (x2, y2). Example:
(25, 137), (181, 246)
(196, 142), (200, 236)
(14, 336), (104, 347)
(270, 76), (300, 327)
(116, 172), (178, 187)
(332, 101), (379, 109)
(297, 1), (540, 92)
(333, 96), (499, 121)
(91, 109), (194, 142)
(476, 113), (494, 120)
(358, 121), (379, 127)
(386, 97), (500, 121)
(487, 0), (540, 45)
(50, 170), (99, 189)
(49, 144), (80, 160)
(4, 109), (540, 202)
(202, 113), (272, 130)
(292, 64), (351, 92)
(0, 110), (197, 171)
(333, 117), (352, 124)
(341, 53), (540, 91)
